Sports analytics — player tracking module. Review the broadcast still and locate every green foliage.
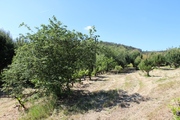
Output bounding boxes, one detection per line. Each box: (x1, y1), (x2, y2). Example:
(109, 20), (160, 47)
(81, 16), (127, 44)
(150, 52), (165, 67)
(80, 34), (99, 79)
(129, 49), (142, 68)
(115, 49), (129, 68)
(134, 56), (142, 69)
(20, 96), (56, 120)
(2, 43), (33, 97)
(14, 37), (29, 48)
(72, 69), (88, 81)
(165, 48), (180, 68)
(2, 16), (143, 118)
(169, 98), (180, 120)
(97, 42), (142, 71)
(103, 45), (128, 68)
(138, 58), (154, 76)
(114, 65), (123, 73)
(2, 16), (98, 105)
(0, 29), (15, 73)
(95, 54), (117, 75)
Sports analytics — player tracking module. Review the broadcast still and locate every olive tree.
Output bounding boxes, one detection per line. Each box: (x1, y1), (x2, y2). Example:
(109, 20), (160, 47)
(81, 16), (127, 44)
(165, 48), (180, 68)
(129, 49), (142, 69)
(138, 58), (154, 76)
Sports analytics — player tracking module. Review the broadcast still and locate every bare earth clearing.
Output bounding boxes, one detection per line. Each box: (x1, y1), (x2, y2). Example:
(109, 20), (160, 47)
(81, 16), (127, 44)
(1, 68), (180, 120)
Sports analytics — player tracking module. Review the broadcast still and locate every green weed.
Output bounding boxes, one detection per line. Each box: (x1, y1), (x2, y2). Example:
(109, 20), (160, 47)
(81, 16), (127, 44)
(20, 96), (56, 120)
(156, 77), (167, 82)
(139, 80), (144, 90)
(169, 98), (180, 120)
(157, 81), (177, 91)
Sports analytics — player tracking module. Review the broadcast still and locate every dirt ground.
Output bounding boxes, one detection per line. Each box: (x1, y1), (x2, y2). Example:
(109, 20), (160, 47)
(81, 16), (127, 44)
(1, 68), (180, 120)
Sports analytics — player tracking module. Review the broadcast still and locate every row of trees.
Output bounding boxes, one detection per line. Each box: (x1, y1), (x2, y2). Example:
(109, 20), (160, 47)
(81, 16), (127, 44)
(0, 30), (15, 86)
(139, 48), (180, 76)
(1, 16), (180, 109)
(0, 30), (15, 73)
(96, 42), (142, 71)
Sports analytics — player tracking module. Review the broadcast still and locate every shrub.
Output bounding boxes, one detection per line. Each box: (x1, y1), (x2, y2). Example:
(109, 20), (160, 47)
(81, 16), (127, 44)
(20, 96), (56, 120)
(134, 56), (142, 70)
(138, 58), (153, 77)
(114, 65), (123, 73)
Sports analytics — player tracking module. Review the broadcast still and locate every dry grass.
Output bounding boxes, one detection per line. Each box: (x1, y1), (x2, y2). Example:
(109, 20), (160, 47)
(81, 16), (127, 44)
(1, 68), (180, 120)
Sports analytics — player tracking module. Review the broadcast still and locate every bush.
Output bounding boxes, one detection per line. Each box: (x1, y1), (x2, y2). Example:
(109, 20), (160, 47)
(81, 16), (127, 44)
(114, 65), (123, 73)
(138, 58), (153, 77)
(165, 48), (180, 68)
(134, 56), (142, 70)
(20, 96), (56, 120)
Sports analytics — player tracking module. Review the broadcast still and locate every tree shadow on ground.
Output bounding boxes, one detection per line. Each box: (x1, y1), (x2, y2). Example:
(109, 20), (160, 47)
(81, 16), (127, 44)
(90, 76), (108, 81)
(57, 89), (150, 115)
(151, 75), (161, 77)
(109, 67), (137, 75)
(159, 67), (175, 71)
(0, 88), (8, 98)
(121, 67), (137, 73)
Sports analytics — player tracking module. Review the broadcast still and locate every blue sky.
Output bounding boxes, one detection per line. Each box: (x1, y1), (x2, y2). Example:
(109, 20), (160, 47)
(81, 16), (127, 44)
(1, 0), (180, 51)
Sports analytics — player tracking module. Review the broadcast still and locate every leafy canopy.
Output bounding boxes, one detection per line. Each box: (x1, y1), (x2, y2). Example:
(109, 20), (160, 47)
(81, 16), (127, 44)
(2, 16), (98, 100)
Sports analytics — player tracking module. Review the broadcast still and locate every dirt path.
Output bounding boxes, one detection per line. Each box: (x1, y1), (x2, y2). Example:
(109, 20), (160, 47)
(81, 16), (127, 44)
(0, 98), (20, 120)
(1, 68), (180, 120)
(66, 69), (180, 120)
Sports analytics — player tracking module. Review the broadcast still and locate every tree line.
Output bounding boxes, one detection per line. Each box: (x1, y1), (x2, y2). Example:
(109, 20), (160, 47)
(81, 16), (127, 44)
(1, 16), (180, 109)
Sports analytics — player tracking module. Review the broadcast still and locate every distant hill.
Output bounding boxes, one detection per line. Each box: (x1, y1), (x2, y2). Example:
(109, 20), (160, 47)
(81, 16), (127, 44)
(142, 50), (166, 54)
(99, 41), (142, 52)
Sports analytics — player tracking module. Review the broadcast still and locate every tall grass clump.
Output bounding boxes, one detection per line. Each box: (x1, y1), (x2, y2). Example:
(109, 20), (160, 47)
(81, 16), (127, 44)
(20, 96), (56, 120)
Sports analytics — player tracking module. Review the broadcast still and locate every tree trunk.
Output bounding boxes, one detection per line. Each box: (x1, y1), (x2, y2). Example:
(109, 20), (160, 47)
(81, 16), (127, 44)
(88, 71), (90, 80)
(15, 96), (27, 111)
(146, 71), (150, 77)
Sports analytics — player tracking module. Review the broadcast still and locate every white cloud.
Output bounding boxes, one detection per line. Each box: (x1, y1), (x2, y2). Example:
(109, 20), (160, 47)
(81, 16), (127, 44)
(84, 26), (92, 30)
